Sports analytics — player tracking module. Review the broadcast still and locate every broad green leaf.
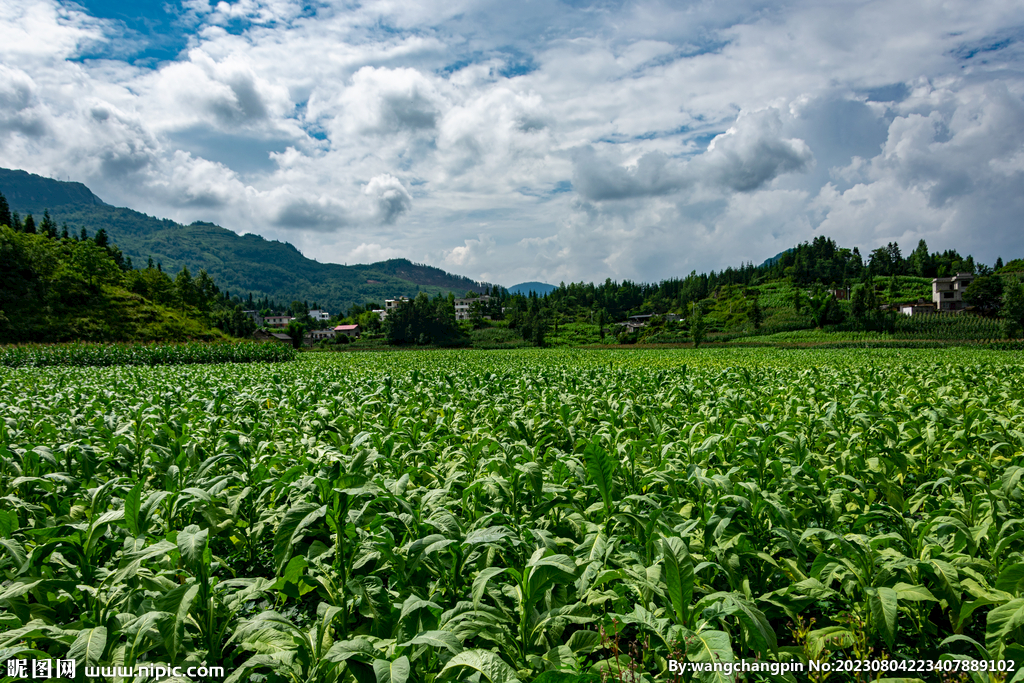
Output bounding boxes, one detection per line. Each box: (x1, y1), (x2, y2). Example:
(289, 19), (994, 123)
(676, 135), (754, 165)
(684, 629), (734, 683)
(401, 630), (464, 654)
(124, 481), (143, 537)
(472, 567), (507, 608)
(439, 649), (522, 683)
(868, 586), (898, 650)
(373, 656), (410, 683)
(67, 626), (107, 666)
(157, 582), (200, 664)
(274, 502), (327, 574)
(986, 597), (1024, 660)
(893, 583), (937, 602)
(176, 524), (209, 568)
(660, 536), (694, 626)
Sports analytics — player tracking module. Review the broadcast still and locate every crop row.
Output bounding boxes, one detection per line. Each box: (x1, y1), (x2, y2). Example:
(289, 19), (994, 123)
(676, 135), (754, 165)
(0, 341), (297, 367)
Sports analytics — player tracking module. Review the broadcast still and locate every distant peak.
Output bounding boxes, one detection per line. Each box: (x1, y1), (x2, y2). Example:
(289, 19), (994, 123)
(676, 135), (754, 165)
(0, 167), (107, 208)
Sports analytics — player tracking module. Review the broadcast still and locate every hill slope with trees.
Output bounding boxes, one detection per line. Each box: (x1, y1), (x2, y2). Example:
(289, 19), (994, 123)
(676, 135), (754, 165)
(0, 168), (493, 315)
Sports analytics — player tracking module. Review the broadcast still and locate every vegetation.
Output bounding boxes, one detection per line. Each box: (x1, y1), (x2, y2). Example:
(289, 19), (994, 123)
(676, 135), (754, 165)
(2, 348), (1023, 682)
(0, 341), (295, 367)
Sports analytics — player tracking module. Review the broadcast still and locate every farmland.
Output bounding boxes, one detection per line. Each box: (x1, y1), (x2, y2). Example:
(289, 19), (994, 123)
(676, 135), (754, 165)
(1, 348), (1023, 682)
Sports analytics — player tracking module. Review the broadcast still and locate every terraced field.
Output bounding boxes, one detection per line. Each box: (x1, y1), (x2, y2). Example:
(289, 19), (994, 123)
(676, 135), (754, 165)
(1, 348), (1023, 682)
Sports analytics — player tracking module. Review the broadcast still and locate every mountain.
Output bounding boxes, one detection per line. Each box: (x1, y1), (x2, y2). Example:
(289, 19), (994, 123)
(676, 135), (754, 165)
(508, 281), (557, 296)
(0, 168), (492, 314)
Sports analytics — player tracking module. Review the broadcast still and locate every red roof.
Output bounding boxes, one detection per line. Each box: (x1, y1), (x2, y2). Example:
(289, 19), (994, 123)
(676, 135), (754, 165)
(334, 325), (360, 331)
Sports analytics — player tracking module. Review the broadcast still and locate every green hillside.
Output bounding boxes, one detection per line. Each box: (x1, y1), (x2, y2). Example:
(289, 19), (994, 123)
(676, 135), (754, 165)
(0, 168), (491, 314)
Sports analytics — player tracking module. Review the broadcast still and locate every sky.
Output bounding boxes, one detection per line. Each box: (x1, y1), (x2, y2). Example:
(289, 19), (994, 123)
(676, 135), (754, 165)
(1, 0), (1023, 286)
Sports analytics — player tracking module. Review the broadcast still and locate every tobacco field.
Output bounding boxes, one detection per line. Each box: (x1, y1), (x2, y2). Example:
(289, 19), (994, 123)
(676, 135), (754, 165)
(1, 348), (1023, 682)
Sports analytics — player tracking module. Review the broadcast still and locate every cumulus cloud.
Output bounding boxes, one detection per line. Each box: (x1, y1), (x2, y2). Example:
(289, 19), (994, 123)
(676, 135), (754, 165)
(698, 109), (814, 192)
(364, 173), (412, 224)
(571, 107), (813, 201)
(0, 66), (48, 137)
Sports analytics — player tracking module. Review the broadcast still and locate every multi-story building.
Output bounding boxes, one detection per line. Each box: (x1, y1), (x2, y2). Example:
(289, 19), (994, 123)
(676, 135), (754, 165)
(385, 297), (409, 314)
(454, 295), (491, 320)
(932, 272), (975, 311)
(308, 309), (331, 322)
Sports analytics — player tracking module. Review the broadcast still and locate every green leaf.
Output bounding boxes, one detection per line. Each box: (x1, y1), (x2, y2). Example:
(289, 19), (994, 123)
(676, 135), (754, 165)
(176, 524), (209, 568)
(157, 582), (200, 665)
(684, 629), (734, 683)
(806, 626), (855, 659)
(124, 481), (143, 537)
(893, 582), (938, 602)
(565, 630), (602, 654)
(986, 597), (1024, 660)
(996, 564), (1024, 595)
(439, 649), (522, 683)
(67, 626), (107, 666)
(868, 586), (898, 650)
(583, 440), (615, 520)
(373, 656), (410, 683)
(660, 536), (694, 626)
(401, 630), (464, 654)
(472, 567), (507, 609)
(273, 502), (326, 574)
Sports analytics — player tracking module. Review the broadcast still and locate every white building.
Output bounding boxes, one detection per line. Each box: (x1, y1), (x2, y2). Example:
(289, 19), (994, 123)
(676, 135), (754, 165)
(454, 295), (491, 321)
(932, 272), (975, 311)
(308, 309), (331, 322)
(385, 297), (409, 313)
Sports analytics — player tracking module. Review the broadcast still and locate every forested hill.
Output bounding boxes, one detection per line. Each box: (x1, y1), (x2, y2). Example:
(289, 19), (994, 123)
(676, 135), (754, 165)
(0, 168), (491, 314)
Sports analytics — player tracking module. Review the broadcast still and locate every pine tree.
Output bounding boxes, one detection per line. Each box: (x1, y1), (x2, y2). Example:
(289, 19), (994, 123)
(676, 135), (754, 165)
(10, 211), (21, 231)
(80, 227), (88, 241)
(23, 214), (36, 234)
(40, 210), (57, 238)
(0, 192), (11, 228)
(61, 224), (69, 239)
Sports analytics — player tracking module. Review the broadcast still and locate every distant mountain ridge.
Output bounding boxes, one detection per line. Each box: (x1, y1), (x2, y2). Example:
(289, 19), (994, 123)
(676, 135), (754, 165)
(508, 282), (557, 296)
(0, 168), (492, 314)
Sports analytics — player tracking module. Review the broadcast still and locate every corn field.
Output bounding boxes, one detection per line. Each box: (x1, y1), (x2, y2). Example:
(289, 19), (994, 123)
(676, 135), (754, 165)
(1, 348), (1023, 683)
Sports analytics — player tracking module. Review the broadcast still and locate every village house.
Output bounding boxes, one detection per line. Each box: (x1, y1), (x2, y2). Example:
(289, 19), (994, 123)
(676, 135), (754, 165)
(253, 330), (292, 344)
(454, 295), (491, 321)
(308, 328), (336, 341)
(334, 324), (361, 338)
(384, 297), (409, 316)
(899, 300), (936, 316)
(263, 315), (294, 328)
(932, 272), (975, 311)
(308, 309), (331, 322)
(242, 310), (263, 326)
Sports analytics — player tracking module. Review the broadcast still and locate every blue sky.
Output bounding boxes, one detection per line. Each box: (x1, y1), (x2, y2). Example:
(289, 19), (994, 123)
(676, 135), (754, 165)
(1, 0), (1023, 285)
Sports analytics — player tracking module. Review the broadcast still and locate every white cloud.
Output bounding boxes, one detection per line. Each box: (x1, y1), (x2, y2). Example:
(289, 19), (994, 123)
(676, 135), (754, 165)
(0, 0), (1022, 285)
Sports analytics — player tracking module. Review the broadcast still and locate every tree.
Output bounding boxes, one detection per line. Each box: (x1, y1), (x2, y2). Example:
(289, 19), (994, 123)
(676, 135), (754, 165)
(1001, 281), (1024, 338)
(22, 214), (36, 235)
(689, 302), (707, 348)
(175, 266), (196, 311)
(40, 211), (57, 238)
(597, 309), (607, 340)
(0, 193), (10, 228)
(285, 319), (306, 349)
(964, 276), (1004, 316)
(94, 227), (109, 248)
(748, 298), (763, 329)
